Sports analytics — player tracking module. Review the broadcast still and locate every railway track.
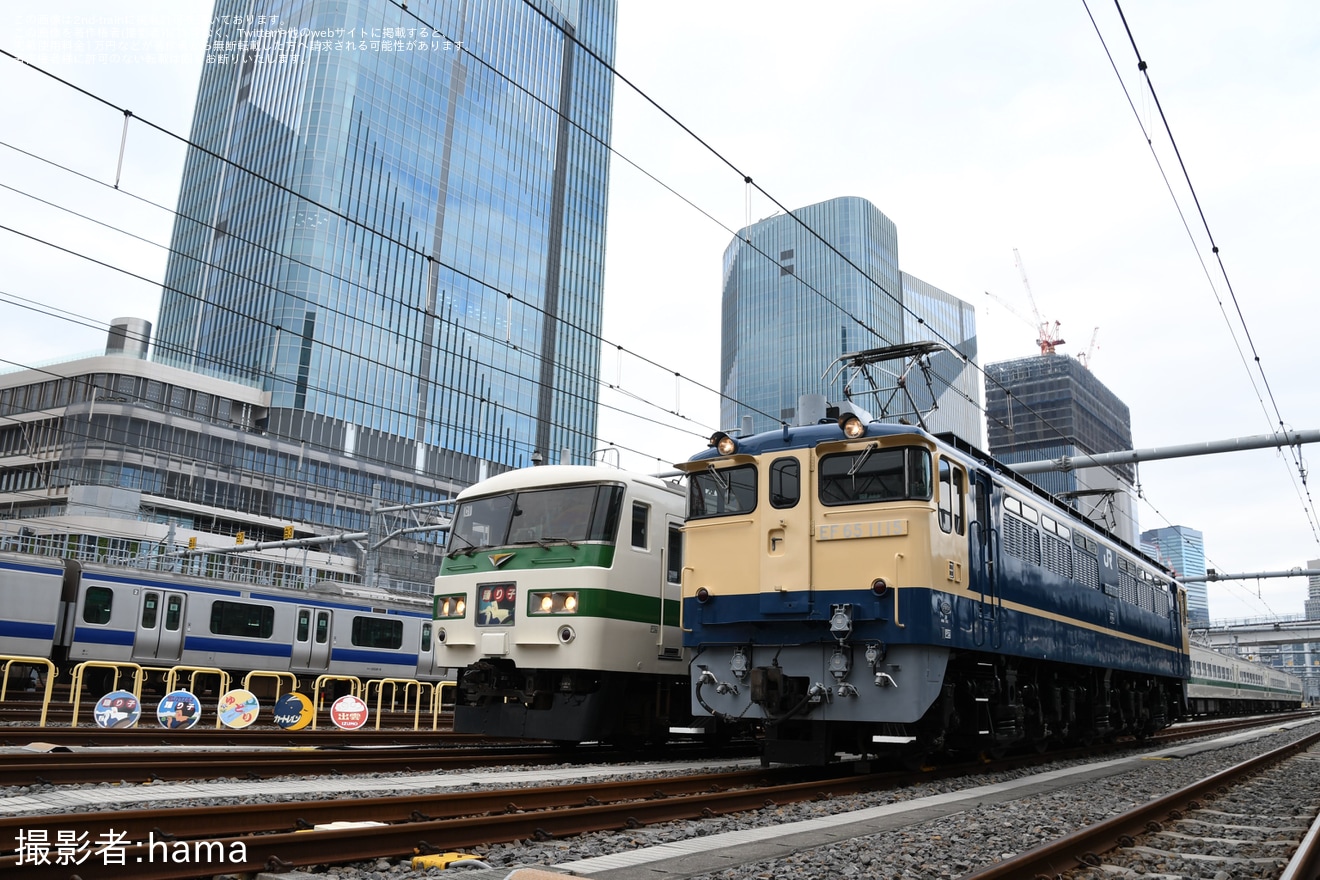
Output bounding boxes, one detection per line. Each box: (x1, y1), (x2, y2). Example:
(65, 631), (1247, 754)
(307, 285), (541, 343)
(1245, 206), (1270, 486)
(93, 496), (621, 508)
(962, 726), (1320, 879)
(4, 714), (1314, 879)
(0, 759), (1037, 880)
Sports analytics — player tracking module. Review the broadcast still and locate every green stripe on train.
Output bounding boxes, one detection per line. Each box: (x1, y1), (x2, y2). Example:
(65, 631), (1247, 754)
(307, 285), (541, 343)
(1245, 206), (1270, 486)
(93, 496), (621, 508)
(439, 543), (616, 574)
(553, 588), (681, 627)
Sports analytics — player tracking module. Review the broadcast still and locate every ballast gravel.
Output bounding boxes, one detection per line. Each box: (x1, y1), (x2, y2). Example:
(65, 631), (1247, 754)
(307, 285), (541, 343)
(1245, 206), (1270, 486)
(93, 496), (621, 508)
(312, 727), (1319, 880)
(7, 725), (1318, 880)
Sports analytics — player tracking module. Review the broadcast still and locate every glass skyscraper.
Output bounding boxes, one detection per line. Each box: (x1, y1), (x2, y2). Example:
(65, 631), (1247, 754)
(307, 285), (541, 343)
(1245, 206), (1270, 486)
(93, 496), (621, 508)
(156, 0), (617, 487)
(719, 196), (980, 441)
(1141, 525), (1208, 625)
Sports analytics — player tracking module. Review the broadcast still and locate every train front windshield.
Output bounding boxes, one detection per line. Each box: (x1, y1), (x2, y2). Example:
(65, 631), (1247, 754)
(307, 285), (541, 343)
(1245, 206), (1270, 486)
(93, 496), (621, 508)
(448, 483), (625, 552)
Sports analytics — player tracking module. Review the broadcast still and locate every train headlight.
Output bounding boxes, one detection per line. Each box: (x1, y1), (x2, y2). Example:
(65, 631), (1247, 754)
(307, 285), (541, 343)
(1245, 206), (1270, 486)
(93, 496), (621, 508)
(436, 594), (467, 619)
(530, 591), (580, 614)
(708, 431), (738, 455)
(839, 414), (866, 438)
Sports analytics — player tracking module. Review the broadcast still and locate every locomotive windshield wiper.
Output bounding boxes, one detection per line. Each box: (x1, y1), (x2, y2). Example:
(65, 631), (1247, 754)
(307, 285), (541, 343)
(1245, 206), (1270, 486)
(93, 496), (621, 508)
(847, 442), (878, 478)
(706, 463), (730, 497)
(446, 532), (480, 558)
(537, 536), (580, 549)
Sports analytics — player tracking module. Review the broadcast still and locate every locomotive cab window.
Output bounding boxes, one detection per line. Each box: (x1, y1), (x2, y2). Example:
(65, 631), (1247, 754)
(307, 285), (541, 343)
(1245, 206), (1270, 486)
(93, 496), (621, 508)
(769, 457), (800, 509)
(818, 445), (931, 506)
(688, 464), (757, 519)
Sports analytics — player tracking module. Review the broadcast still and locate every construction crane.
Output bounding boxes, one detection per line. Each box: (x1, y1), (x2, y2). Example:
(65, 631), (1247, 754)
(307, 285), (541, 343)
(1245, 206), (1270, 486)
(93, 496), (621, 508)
(1077, 329), (1098, 372)
(1013, 248), (1065, 355)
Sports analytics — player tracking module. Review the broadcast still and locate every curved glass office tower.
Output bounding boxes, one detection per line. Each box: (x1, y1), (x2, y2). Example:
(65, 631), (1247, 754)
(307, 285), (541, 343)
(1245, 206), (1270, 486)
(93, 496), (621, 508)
(156, 0), (616, 485)
(720, 196), (980, 442)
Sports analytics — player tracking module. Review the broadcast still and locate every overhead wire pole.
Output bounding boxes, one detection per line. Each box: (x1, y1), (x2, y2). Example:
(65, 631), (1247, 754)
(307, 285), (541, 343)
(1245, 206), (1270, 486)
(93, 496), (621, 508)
(1183, 569), (1320, 584)
(1008, 429), (1320, 475)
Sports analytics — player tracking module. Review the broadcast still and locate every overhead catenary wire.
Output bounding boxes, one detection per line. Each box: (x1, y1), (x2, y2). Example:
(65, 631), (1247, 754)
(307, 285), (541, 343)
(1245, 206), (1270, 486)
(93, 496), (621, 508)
(0, 10), (1304, 625)
(1081, 0), (1318, 545)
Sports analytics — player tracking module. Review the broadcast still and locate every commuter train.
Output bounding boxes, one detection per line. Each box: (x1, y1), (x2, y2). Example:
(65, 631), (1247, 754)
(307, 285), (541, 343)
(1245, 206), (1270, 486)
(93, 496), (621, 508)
(676, 405), (1303, 764)
(0, 550), (446, 693)
(433, 465), (701, 744)
(1186, 642), (1303, 715)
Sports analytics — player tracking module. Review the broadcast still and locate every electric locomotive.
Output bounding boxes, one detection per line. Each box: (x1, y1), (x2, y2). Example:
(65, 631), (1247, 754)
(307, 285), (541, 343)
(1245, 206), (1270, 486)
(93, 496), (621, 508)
(434, 465), (696, 744)
(677, 401), (1190, 765)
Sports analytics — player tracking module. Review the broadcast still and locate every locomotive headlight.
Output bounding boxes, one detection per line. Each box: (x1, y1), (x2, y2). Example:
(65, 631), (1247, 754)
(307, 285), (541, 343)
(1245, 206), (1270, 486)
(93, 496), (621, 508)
(839, 414), (866, 438)
(530, 591), (580, 614)
(708, 431), (738, 455)
(436, 594), (467, 619)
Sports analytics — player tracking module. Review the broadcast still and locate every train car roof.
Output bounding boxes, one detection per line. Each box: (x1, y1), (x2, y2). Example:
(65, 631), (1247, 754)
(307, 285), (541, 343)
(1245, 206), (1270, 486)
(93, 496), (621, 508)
(453, 464), (683, 500)
(682, 422), (926, 463)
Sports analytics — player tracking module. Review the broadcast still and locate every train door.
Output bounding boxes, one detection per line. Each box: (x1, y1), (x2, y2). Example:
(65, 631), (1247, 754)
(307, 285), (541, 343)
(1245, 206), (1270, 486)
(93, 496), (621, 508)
(291, 607), (332, 671)
(758, 454), (810, 611)
(415, 621), (444, 678)
(131, 589), (187, 663)
(969, 472), (1000, 648)
(658, 517), (684, 660)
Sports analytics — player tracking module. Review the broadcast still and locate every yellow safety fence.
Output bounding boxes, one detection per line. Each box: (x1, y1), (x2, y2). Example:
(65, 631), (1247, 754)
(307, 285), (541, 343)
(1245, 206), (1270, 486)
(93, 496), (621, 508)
(0, 654), (56, 727)
(2, 659), (453, 730)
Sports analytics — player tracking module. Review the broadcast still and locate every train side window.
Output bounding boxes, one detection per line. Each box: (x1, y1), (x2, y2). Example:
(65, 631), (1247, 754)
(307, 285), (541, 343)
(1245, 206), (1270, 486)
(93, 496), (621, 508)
(164, 595), (182, 631)
(351, 616), (403, 650)
(666, 525), (683, 584)
(769, 458), (800, 509)
(314, 612), (329, 644)
(631, 502), (649, 549)
(296, 609), (310, 642)
(82, 586), (113, 624)
(938, 460), (966, 533)
(938, 460), (952, 532)
(141, 592), (159, 629)
(953, 466), (966, 534)
(209, 600), (274, 639)
(421, 622), (432, 653)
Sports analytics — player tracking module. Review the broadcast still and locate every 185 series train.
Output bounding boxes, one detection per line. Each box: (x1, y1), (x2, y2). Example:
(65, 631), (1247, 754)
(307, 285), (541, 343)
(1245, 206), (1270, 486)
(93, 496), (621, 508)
(0, 550), (446, 692)
(433, 464), (703, 744)
(676, 401), (1302, 764)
